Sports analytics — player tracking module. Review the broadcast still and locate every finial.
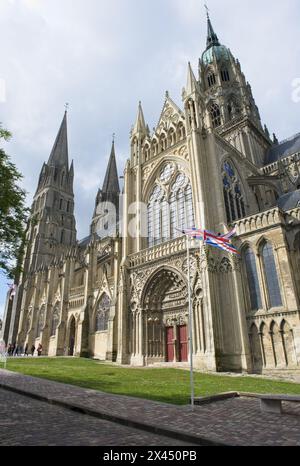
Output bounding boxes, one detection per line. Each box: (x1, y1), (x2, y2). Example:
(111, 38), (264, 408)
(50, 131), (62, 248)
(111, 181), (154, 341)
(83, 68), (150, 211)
(112, 133), (115, 144)
(65, 102), (69, 112)
(165, 90), (169, 98)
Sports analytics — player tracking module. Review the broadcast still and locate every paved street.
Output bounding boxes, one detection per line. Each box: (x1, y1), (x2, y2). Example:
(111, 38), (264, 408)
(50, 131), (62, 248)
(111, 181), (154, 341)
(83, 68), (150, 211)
(0, 388), (192, 446)
(1, 369), (300, 446)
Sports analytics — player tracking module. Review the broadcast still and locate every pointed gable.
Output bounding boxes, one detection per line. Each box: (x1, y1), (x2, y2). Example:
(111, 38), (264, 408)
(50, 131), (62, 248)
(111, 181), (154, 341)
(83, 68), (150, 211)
(155, 92), (185, 136)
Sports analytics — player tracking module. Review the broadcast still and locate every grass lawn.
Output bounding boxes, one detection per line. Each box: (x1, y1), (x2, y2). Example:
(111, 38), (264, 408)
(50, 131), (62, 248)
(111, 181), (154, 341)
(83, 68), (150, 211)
(4, 357), (300, 405)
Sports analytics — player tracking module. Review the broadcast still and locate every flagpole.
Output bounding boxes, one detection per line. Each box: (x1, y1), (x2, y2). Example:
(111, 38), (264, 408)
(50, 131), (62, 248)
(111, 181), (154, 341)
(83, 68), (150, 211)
(186, 234), (195, 411)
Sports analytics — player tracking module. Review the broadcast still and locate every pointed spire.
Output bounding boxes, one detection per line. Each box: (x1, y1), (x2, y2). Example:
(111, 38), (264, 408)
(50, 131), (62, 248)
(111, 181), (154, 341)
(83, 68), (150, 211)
(133, 101), (147, 135)
(102, 140), (120, 194)
(206, 12), (220, 49)
(186, 62), (198, 95)
(48, 111), (69, 168)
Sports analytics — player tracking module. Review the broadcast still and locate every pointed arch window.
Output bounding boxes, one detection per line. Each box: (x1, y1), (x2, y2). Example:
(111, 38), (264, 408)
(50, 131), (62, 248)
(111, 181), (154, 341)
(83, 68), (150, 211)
(95, 294), (111, 332)
(221, 69), (230, 82)
(244, 247), (262, 310)
(207, 72), (216, 87)
(222, 161), (246, 223)
(262, 242), (282, 308)
(210, 103), (222, 128)
(147, 170), (195, 247)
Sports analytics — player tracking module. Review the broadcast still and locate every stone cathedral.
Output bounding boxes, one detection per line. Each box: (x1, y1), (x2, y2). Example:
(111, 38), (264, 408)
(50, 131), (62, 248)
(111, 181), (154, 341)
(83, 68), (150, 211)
(2, 15), (300, 374)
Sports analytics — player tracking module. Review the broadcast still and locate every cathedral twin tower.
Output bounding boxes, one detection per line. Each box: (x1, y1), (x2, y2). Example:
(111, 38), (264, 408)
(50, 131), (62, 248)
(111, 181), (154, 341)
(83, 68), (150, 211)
(2, 15), (300, 374)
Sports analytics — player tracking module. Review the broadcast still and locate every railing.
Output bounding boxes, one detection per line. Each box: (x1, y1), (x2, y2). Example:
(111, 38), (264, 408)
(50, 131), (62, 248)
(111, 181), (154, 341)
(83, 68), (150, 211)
(128, 236), (188, 268)
(234, 208), (285, 235)
(262, 152), (300, 175)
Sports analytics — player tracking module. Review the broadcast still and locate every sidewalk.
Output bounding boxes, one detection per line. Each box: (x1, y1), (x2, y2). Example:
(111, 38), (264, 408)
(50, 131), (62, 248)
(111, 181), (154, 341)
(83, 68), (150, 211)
(0, 369), (300, 446)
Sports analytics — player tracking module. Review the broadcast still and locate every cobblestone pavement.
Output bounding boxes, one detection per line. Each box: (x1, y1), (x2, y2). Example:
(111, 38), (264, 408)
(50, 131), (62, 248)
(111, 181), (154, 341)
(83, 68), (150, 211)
(0, 389), (192, 446)
(1, 369), (300, 446)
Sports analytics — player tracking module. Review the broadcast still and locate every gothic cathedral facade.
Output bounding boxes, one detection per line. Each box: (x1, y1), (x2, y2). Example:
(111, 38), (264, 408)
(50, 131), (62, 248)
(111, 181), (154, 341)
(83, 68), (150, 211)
(2, 16), (300, 373)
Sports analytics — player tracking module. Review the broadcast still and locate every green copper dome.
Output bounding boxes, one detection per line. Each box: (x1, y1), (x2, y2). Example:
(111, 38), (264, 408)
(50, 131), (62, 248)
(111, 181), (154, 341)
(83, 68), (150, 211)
(202, 44), (230, 66)
(201, 14), (231, 66)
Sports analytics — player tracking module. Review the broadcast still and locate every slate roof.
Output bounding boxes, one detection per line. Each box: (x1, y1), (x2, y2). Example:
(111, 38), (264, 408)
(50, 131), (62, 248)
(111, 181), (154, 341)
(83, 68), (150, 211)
(265, 133), (300, 165)
(277, 189), (300, 211)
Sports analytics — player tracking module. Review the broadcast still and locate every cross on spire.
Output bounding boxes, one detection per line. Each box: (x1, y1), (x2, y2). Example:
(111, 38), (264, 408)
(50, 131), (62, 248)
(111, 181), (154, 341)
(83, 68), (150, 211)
(65, 102), (69, 112)
(204, 3), (210, 17)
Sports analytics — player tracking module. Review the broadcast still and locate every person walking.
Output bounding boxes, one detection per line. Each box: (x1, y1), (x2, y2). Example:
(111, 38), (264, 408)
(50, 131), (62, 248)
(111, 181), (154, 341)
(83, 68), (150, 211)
(31, 345), (35, 357)
(37, 344), (43, 357)
(24, 343), (28, 356)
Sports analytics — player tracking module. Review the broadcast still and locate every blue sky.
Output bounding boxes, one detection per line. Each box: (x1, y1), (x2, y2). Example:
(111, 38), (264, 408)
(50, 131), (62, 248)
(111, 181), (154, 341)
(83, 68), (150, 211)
(0, 0), (300, 318)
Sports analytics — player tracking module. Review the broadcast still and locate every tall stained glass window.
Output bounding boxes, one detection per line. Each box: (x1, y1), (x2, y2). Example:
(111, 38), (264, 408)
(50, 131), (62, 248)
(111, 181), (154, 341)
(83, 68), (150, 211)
(147, 166), (195, 247)
(244, 247), (262, 310)
(262, 242), (282, 308)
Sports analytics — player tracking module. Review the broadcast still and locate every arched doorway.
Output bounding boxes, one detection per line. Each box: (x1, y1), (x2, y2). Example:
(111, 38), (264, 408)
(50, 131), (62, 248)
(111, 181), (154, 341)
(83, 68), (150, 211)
(68, 316), (76, 356)
(141, 268), (188, 363)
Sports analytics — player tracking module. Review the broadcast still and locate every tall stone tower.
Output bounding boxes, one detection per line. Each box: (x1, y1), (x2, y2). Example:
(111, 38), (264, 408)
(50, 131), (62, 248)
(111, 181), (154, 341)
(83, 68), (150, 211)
(90, 140), (120, 238)
(1, 112), (77, 346)
(22, 111), (77, 273)
(197, 14), (272, 167)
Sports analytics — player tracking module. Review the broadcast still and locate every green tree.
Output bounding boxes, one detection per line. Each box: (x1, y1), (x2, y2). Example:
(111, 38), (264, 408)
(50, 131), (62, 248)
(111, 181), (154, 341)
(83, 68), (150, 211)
(0, 125), (29, 278)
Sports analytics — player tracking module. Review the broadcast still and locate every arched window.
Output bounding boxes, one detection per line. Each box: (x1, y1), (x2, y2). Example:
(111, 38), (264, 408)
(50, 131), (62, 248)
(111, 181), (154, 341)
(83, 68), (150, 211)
(244, 247), (262, 310)
(36, 305), (45, 338)
(168, 129), (175, 147)
(51, 305), (60, 337)
(210, 103), (222, 128)
(293, 233), (300, 295)
(221, 68), (230, 82)
(262, 242), (282, 308)
(95, 294), (111, 332)
(147, 167), (195, 247)
(207, 72), (216, 87)
(152, 139), (158, 156)
(222, 161), (246, 223)
(160, 134), (167, 152)
(144, 144), (150, 161)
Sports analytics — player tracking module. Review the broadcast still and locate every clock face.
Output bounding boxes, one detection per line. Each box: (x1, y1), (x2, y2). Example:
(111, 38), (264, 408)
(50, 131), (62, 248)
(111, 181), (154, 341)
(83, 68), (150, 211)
(160, 163), (175, 182)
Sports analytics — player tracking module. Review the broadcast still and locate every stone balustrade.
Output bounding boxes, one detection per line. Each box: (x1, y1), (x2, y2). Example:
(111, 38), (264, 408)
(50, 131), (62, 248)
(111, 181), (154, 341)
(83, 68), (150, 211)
(128, 236), (188, 268)
(69, 285), (85, 298)
(234, 208), (285, 235)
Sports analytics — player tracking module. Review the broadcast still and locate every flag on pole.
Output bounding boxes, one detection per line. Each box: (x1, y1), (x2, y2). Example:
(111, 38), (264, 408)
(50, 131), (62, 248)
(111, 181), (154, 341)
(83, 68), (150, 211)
(203, 230), (239, 255)
(181, 227), (239, 255)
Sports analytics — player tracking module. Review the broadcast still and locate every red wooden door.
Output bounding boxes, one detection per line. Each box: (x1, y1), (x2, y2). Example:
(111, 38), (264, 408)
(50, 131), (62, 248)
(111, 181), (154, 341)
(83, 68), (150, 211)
(166, 327), (174, 362)
(178, 325), (188, 362)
